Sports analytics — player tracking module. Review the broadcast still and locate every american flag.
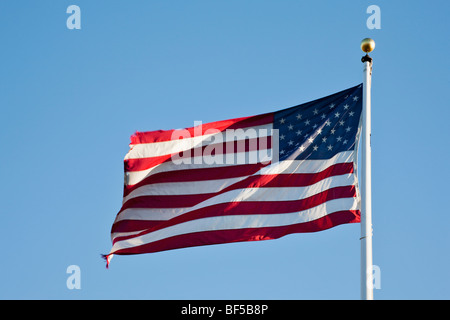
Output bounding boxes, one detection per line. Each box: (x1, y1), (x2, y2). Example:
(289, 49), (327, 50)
(104, 84), (363, 266)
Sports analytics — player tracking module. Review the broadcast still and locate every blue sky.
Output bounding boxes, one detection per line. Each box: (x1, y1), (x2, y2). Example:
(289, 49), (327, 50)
(1, 0), (449, 299)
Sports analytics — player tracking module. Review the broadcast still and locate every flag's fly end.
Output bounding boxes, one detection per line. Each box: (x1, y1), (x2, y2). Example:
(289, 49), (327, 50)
(101, 254), (113, 269)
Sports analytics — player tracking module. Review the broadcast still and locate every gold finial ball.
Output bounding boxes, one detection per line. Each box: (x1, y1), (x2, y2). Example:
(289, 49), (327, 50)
(360, 38), (375, 53)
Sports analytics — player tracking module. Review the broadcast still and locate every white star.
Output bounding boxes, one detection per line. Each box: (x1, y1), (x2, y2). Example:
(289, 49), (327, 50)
(337, 136), (343, 142)
(280, 134), (285, 140)
(334, 112), (341, 118)
(288, 124), (294, 130)
(304, 119), (310, 126)
(339, 120), (345, 126)
(296, 114), (302, 120)
(313, 145), (319, 151)
(343, 139), (348, 145)
(322, 137), (327, 143)
(345, 126), (352, 132)
(308, 137), (314, 143)
(316, 128), (323, 135)
(330, 129), (336, 135)
(299, 146), (305, 152)
(313, 108), (319, 115)
(329, 103), (335, 109)
(353, 96), (359, 102)
(296, 130), (302, 136)
(349, 111), (355, 117)
(327, 144), (333, 151)
(325, 120), (331, 126)
(312, 124), (318, 129)
(279, 118), (286, 124)
(321, 114), (326, 120)
(343, 104), (350, 110)
(280, 149), (285, 155)
(288, 140), (294, 146)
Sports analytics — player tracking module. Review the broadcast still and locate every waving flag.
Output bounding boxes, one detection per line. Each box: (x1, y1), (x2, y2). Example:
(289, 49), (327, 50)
(104, 84), (363, 266)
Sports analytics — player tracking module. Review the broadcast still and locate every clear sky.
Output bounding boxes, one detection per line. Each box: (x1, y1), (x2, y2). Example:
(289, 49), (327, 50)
(1, 0), (449, 300)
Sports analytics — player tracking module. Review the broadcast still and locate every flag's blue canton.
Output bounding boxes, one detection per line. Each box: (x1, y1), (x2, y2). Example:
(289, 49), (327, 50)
(274, 84), (362, 161)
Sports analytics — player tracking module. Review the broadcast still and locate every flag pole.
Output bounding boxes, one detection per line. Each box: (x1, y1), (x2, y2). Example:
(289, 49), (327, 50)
(360, 38), (375, 300)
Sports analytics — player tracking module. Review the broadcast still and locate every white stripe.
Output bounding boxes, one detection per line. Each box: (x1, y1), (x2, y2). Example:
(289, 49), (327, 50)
(125, 124), (272, 160)
(123, 176), (244, 203)
(260, 150), (356, 175)
(111, 197), (359, 252)
(115, 207), (185, 223)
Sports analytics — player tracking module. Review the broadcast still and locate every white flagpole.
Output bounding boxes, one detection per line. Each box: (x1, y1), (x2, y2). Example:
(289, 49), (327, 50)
(360, 38), (375, 300)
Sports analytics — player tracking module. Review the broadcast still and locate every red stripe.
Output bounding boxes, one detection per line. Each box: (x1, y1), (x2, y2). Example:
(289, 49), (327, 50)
(123, 163), (269, 197)
(120, 162), (354, 211)
(125, 136), (272, 172)
(121, 193), (213, 210)
(130, 113), (273, 144)
(111, 210), (360, 255)
(112, 185), (357, 239)
(112, 219), (163, 234)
